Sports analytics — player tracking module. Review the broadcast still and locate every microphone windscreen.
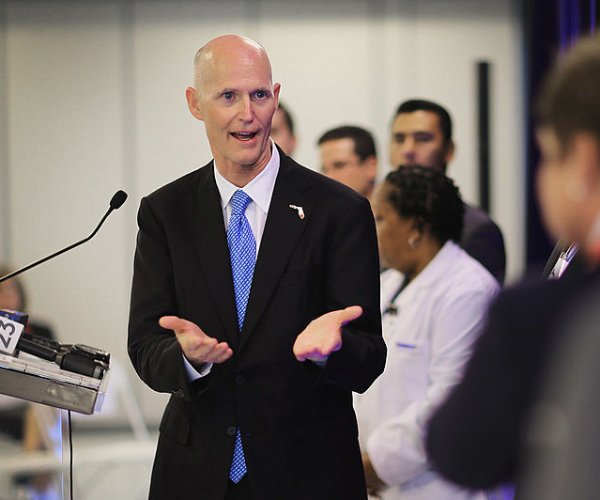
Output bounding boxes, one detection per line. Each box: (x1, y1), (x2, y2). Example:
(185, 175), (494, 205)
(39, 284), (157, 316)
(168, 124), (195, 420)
(110, 190), (128, 210)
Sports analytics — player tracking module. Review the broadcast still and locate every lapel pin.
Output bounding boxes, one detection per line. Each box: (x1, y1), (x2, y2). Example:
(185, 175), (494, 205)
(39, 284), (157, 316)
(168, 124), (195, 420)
(289, 204), (305, 220)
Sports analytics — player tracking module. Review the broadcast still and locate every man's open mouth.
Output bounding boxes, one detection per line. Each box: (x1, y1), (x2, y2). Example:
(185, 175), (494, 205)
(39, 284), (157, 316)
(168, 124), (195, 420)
(231, 131), (258, 141)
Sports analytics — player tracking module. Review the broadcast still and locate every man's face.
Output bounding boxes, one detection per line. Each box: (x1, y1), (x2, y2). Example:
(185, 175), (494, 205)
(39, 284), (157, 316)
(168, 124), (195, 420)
(320, 138), (377, 197)
(536, 127), (584, 243)
(187, 41), (280, 174)
(389, 110), (454, 171)
(271, 108), (296, 156)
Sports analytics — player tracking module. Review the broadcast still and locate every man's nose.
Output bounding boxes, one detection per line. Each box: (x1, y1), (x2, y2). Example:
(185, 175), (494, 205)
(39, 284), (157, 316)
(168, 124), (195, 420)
(402, 138), (416, 158)
(237, 96), (254, 121)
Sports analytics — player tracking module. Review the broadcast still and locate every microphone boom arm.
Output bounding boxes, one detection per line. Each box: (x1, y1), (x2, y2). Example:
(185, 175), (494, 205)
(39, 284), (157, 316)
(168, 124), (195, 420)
(0, 190), (127, 284)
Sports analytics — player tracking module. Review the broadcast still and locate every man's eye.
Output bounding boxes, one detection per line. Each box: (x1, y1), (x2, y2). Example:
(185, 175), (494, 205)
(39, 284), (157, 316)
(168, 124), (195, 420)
(254, 90), (268, 99)
(223, 92), (235, 100)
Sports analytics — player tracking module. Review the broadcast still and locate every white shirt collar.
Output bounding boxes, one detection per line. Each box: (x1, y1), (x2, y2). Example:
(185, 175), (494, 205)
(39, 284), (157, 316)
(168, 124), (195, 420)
(213, 140), (280, 214)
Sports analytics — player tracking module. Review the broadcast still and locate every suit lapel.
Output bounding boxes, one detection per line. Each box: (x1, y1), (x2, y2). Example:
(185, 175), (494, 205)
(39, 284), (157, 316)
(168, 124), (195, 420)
(239, 157), (315, 351)
(190, 162), (239, 346)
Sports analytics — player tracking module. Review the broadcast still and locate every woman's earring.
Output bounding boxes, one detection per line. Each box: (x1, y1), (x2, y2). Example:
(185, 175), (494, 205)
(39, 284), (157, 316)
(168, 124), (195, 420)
(408, 237), (420, 249)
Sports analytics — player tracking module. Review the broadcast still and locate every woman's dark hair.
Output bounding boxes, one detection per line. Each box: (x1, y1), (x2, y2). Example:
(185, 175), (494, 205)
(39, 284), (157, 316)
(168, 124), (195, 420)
(384, 165), (464, 245)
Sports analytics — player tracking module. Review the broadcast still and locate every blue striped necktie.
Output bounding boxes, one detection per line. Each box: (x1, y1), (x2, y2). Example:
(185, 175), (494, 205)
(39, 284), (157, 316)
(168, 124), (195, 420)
(226, 189), (256, 483)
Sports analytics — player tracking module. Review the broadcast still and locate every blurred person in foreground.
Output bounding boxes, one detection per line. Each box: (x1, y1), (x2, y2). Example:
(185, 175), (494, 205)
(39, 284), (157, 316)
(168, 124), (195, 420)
(354, 166), (499, 499)
(128, 34), (385, 500)
(319, 125), (378, 201)
(426, 33), (600, 496)
(390, 100), (506, 283)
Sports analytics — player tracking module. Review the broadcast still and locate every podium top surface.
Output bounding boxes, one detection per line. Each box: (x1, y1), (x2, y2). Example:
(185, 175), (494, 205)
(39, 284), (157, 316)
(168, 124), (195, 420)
(0, 352), (107, 414)
(0, 352), (102, 390)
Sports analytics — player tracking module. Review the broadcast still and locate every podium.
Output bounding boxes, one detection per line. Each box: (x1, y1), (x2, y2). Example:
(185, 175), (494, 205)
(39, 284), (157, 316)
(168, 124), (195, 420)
(0, 352), (108, 415)
(0, 338), (110, 497)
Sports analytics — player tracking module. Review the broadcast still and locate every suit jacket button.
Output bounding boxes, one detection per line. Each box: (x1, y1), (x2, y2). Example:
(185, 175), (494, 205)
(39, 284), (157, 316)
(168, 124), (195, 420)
(235, 375), (245, 386)
(226, 426), (237, 436)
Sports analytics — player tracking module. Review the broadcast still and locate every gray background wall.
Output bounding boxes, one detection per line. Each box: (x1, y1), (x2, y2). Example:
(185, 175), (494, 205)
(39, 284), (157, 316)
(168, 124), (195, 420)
(0, 0), (524, 422)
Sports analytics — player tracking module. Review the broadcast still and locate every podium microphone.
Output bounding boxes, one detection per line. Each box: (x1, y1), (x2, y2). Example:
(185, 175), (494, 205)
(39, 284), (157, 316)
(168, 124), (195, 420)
(0, 190), (128, 284)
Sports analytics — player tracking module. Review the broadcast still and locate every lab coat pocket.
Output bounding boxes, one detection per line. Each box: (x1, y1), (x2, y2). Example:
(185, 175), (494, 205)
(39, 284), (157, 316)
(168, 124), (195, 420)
(381, 340), (430, 404)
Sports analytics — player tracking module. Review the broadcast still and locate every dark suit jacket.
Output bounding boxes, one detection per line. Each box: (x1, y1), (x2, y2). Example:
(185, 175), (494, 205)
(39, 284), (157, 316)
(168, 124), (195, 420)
(462, 203), (506, 284)
(518, 286), (600, 500)
(128, 151), (386, 500)
(425, 269), (600, 492)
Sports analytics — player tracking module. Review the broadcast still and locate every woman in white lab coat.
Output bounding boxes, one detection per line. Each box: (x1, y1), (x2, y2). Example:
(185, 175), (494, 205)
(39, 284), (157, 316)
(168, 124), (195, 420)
(355, 166), (499, 500)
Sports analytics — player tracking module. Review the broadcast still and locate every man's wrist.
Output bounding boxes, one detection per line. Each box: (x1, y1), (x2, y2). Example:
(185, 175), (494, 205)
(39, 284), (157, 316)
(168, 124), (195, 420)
(182, 355), (213, 380)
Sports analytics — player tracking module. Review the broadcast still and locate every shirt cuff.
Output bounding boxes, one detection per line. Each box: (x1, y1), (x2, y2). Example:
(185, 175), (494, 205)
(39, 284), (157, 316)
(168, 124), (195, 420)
(182, 355), (213, 381)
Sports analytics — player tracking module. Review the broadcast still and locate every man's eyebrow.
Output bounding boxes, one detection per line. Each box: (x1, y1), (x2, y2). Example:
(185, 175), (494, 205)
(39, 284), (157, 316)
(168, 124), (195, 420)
(394, 130), (434, 136)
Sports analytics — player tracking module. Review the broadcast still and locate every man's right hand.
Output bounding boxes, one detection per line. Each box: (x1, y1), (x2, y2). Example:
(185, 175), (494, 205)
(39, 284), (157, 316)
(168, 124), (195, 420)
(159, 316), (233, 364)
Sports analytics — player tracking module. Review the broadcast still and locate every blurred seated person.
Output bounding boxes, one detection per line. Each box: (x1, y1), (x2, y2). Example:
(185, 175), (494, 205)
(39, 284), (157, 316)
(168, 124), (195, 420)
(354, 166), (499, 499)
(0, 265), (55, 340)
(0, 265), (60, 497)
(0, 265), (56, 441)
(270, 101), (297, 156)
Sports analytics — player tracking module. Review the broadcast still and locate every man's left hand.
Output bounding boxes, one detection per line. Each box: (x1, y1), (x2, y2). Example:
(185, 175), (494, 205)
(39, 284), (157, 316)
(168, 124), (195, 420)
(292, 305), (363, 362)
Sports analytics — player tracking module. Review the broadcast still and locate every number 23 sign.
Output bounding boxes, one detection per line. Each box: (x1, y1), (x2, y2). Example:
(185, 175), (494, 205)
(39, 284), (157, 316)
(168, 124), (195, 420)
(0, 317), (24, 355)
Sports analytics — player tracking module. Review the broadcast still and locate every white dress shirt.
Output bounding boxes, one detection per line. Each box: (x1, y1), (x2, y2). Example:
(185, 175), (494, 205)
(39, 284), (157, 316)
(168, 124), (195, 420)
(183, 142), (280, 380)
(355, 241), (499, 500)
(213, 142), (280, 251)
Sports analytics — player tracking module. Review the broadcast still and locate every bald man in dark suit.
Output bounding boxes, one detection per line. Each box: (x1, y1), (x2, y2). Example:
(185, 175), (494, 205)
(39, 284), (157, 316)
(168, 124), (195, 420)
(128, 35), (385, 500)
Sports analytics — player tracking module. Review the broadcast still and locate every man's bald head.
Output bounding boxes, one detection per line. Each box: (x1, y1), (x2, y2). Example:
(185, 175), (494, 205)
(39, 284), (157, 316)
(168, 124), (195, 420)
(193, 34), (272, 90)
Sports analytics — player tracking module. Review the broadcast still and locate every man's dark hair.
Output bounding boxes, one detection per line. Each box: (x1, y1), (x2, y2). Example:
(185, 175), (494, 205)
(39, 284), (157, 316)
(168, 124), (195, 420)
(535, 34), (600, 157)
(384, 165), (464, 245)
(277, 102), (295, 135)
(318, 125), (377, 162)
(394, 99), (453, 144)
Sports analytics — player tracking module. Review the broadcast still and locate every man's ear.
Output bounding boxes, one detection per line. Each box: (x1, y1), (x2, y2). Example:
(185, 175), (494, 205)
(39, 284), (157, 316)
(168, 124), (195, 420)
(364, 155), (378, 180)
(185, 87), (203, 120)
(273, 82), (281, 108)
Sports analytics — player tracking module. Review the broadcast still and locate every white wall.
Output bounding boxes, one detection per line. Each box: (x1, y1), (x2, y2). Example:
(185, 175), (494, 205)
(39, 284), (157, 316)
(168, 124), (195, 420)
(0, 0), (524, 422)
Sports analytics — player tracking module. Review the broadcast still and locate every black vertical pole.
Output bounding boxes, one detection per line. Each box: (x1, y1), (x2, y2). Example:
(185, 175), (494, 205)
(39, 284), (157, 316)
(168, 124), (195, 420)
(477, 61), (491, 213)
